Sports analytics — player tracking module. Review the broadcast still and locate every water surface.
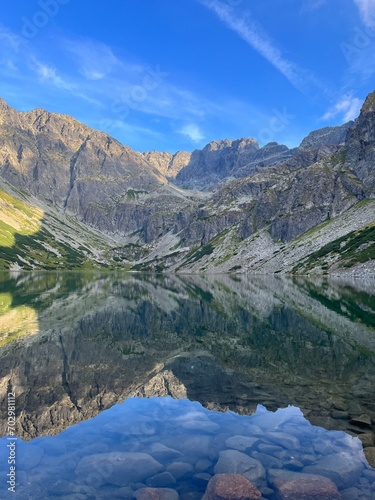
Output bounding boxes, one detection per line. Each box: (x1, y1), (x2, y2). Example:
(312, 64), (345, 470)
(0, 272), (374, 498)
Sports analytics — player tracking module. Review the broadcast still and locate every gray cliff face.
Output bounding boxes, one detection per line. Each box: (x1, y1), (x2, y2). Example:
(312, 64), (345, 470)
(0, 99), (194, 243)
(345, 93), (375, 191)
(141, 150), (192, 179)
(233, 142), (296, 179)
(175, 138), (260, 188)
(171, 154), (360, 251)
(299, 122), (354, 150)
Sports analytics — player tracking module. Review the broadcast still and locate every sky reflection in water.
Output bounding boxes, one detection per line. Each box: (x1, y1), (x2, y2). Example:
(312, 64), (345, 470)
(0, 397), (374, 499)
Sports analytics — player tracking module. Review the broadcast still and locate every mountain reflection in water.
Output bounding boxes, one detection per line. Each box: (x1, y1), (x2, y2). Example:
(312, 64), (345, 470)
(0, 272), (374, 497)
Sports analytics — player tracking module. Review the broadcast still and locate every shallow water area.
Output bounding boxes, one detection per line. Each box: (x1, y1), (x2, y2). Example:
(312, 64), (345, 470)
(1, 397), (374, 499)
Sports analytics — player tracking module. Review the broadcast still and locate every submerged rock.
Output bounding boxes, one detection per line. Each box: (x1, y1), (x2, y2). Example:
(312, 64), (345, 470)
(75, 452), (163, 486)
(149, 443), (182, 461)
(364, 447), (375, 468)
(266, 431), (301, 450)
(269, 470), (341, 499)
(146, 471), (177, 488)
(358, 433), (375, 448)
(214, 450), (265, 486)
(134, 487), (179, 500)
(202, 473), (261, 500)
(303, 452), (364, 488)
(350, 415), (372, 427)
(166, 461), (194, 480)
(225, 436), (259, 452)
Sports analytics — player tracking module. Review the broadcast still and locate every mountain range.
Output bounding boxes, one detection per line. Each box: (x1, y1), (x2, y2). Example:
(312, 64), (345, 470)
(0, 91), (374, 274)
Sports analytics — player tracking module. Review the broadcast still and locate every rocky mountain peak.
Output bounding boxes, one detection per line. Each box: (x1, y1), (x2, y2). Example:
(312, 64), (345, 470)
(141, 150), (192, 178)
(299, 122), (354, 150)
(204, 139), (232, 151)
(236, 137), (259, 149)
(0, 97), (9, 109)
(203, 137), (259, 153)
(362, 90), (375, 113)
(259, 141), (289, 153)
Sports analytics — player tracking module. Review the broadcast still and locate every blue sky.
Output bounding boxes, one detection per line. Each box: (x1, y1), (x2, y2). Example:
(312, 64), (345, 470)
(0, 0), (375, 152)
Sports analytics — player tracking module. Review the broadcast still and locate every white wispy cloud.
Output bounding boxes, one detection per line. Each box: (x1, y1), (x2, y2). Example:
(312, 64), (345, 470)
(322, 95), (362, 122)
(94, 118), (164, 141)
(199, 0), (323, 94)
(301, 0), (326, 12)
(31, 58), (73, 90)
(63, 38), (120, 81)
(0, 25), (280, 149)
(0, 25), (25, 78)
(0, 25), (23, 53)
(179, 124), (205, 143)
(353, 0), (375, 29)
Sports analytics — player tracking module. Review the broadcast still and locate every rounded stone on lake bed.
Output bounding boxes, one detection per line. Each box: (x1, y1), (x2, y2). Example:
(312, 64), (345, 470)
(282, 458), (304, 471)
(364, 447), (375, 468)
(266, 431), (301, 450)
(194, 472), (213, 487)
(259, 486), (274, 498)
(166, 461), (194, 479)
(149, 443), (182, 461)
(146, 471), (177, 488)
(202, 473), (262, 500)
(358, 433), (375, 448)
(269, 470), (341, 500)
(180, 493), (204, 500)
(350, 414), (372, 427)
(112, 486), (134, 499)
(330, 410), (349, 420)
(303, 451), (364, 488)
(196, 459), (213, 471)
(75, 452), (163, 486)
(252, 451), (283, 470)
(257, 443), (282, 454)
(300, 454), (317, 466)
(339, 486), (362, 499)
(214, 450), (266, 486)
(134, 487), (179, 500)
(225, 436), (259, 452)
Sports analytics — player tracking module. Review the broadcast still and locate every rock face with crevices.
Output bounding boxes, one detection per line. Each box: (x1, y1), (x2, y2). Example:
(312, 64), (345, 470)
(0, 92), (375, 273)
(0, 98), (191, 244)
(141, 150), (192, 179)
(299, 122), (354, 150)
(345, 92), (375, 191)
